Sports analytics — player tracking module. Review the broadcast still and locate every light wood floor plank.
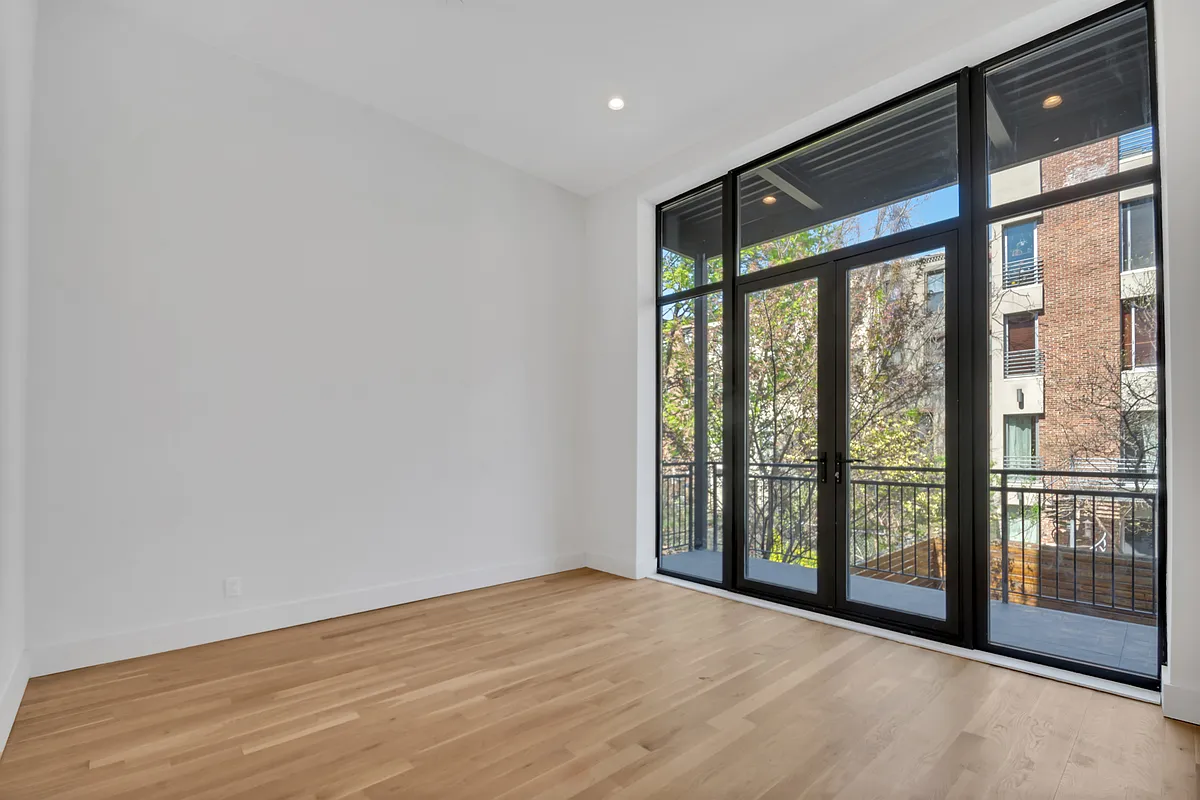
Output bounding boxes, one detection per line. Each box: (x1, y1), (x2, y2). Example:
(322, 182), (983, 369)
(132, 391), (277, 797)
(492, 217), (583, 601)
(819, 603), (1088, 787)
(0, 569), (1193, 798)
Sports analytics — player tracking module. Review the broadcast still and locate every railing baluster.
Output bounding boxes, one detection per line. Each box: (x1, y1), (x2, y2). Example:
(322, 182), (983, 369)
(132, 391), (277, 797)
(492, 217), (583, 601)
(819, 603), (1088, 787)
(1152, 496), (1158, 616)
(1054, 491), (1061, 602)
(1075, 491), (1084, 604)
(1001, 472), (1009, 605)
(1036, 489), (1043, 601)
(1019, 488), (1026, 600)
(886, 483), (893, 575)
(1111, 496), (1117, 610)
(1130, 499), (1137, 613)
(926, 486), (932, 580)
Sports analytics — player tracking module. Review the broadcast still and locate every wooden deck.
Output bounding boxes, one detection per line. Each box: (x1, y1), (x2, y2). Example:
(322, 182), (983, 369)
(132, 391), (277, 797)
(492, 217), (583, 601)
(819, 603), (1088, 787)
(0, 569), (1194, 798)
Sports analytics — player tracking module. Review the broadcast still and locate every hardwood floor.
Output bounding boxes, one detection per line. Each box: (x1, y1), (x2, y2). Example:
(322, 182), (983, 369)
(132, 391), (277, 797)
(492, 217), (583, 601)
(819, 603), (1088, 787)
(0, 569), (1195, 799)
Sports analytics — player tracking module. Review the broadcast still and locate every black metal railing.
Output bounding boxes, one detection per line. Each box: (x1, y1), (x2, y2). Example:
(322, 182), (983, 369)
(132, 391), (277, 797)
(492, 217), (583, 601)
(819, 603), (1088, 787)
(991, 468), (1158, 621)
(1002, 257), (1044, 288)
(663, 461), (947, 587)
(848, 465), (946, 587)
(661, 461), (722, 554)
(746, 462), (820, 565)
(662, 462), (1159, 623)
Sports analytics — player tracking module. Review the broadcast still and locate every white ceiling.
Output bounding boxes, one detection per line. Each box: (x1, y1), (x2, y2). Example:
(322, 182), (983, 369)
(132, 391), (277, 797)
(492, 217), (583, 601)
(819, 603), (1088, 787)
(106, 0), (1051, 196)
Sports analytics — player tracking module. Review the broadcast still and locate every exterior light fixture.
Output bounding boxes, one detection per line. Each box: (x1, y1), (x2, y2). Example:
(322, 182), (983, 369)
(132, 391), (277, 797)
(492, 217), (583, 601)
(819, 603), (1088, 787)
(762, 195), (777, 205)
(1042, 94), (1063, 109)
(608, 97), (625, 111)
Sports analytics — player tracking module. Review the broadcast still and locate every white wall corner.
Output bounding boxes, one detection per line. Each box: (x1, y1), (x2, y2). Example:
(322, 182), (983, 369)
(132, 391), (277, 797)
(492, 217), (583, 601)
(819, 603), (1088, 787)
(583, 551), (637, 580)
(0, 651), (30, 756)
(1161, 667), (1200, 725)
(634, 555), (658, 580)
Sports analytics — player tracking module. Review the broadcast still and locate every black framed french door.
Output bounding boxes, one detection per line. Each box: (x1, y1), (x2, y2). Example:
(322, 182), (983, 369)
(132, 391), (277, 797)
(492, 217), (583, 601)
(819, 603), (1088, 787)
(733, 232), (961, 637)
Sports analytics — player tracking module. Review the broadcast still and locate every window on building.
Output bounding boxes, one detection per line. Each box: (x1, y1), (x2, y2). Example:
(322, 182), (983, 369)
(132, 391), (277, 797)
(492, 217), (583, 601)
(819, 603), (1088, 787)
(926, 271), (945, 313)
(1121, 410), (1159, 473)
(1005, 315), (1036, 352)
(1003, 221), (1037, 267)
(1001, 220), (1039, 287)
(1004, 415), (1038, 470)
(1003, 314), (1040, 377)
(1122, 300), (1157, 369)
(1121, 196), (1157, 272)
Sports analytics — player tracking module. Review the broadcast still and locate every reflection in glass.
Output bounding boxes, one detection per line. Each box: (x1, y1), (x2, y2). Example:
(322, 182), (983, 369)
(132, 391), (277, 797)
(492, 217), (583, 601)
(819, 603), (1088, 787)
(986, 8), (1152, 207)
(845, 250), (948, 620)
(661, 185), (724, 295)
(739, 85), (959, 274)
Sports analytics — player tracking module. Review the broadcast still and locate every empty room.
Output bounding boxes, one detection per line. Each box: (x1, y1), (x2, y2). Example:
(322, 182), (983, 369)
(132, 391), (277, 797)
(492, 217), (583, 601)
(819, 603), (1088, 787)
(0, 0), (1197, 796)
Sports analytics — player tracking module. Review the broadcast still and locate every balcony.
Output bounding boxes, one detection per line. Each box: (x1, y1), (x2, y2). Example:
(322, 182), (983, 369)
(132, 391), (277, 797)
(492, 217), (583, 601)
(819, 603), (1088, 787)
(1004, 348), (1044, 378)
(660, 462), (1160, 677)
(1003, 454), (1043, 471)
(1002, 257), (1044, 288)
(990, 467), (1159, 676)
(660, 461), (723, 555)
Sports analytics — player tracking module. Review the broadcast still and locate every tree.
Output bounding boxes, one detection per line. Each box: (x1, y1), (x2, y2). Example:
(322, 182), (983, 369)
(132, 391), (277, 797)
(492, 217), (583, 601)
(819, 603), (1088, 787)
(662, 199), (950, 568)
(985, 232), (1160, 558)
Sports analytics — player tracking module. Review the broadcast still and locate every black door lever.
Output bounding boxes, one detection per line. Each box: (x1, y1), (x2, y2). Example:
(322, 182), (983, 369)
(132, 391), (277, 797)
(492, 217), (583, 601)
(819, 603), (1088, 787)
(803, 453), (828, 483)
(834, 452), (861, 484)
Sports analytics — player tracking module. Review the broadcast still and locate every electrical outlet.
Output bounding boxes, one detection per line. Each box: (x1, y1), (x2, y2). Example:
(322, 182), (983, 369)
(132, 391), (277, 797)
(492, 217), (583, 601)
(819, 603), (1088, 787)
(224, 577), (242, 598)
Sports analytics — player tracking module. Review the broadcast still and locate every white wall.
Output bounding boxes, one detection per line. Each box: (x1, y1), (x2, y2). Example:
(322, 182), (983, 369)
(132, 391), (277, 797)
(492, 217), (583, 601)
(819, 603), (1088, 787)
(580, 0), (1200, 722)
(26, 0), (584, 676)
(0, 0), (36, 753)
(1156, 0), (1200, 726)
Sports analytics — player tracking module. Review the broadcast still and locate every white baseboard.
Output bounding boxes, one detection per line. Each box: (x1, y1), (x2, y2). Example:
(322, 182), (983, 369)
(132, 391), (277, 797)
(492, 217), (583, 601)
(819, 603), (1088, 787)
(583, 551), (636, 579)
(0, 651), (30, 756)
(1162, 667), (1200, 724)
(30, 553), (586, 678)
(649, 573), (1161, 706)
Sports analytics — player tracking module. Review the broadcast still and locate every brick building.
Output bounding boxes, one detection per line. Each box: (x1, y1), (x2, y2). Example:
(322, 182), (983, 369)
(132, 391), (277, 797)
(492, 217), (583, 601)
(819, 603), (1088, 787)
(989, 128), (1159, 558)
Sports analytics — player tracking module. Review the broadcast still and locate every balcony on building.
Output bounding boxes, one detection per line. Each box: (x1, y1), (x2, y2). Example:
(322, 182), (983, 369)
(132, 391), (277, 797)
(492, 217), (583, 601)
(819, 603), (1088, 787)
(1002, 255), (1044, 289)
(1003, 347), (1044, 378)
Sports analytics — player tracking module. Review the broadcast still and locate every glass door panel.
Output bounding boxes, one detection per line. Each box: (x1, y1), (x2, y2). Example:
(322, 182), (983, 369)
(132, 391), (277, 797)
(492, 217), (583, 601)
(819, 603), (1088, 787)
(744, 274), (825, 596)
(842, 248), (949, 621)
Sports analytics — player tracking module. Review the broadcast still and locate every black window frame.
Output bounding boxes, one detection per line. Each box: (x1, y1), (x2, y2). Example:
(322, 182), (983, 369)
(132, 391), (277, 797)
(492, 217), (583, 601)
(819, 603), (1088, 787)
(654, 0), (1166, 691)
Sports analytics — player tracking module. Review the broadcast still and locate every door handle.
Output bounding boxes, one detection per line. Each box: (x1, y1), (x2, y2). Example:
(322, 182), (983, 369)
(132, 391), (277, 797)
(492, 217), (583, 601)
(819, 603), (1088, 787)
(803, 453), (828, 484)
(835, 453), (861, 484)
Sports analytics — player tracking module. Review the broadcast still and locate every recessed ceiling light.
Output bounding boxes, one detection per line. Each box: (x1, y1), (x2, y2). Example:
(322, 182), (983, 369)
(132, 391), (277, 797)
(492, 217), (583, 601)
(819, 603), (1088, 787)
(762, 195), (777, 205)
(1042, 94), (1063, 109)
(608, 97), (625, 111)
